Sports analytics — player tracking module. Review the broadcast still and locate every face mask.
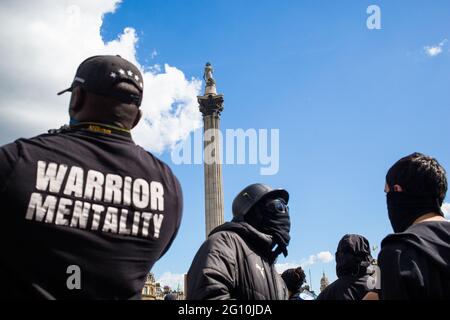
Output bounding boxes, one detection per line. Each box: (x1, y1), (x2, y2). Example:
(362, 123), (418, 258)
(386, 192), (442, 233)
(253, 198), (291, 258)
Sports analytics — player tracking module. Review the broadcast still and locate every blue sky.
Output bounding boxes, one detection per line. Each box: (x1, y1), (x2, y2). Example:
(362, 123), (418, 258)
(2, 0), (450, 292)
(102, 0), (450, 290)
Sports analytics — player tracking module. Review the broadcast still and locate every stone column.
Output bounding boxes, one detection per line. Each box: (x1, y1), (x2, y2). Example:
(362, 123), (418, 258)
(198, 63), (225, 237)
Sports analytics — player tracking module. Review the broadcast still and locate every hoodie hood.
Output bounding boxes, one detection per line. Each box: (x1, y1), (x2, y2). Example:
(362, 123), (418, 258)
(381, 221), (450, 272)
(335, 234), (373, 278)
(209, 222), (276, 260)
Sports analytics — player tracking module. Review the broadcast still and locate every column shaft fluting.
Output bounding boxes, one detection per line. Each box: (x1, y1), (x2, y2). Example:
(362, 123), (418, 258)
(203, 113), (224, 236)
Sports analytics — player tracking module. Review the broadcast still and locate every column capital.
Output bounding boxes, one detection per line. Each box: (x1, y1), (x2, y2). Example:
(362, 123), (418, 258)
(198, 94), (224, 116)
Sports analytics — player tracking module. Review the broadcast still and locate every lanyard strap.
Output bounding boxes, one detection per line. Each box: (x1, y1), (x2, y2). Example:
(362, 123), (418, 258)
(70, 122), (132, 138)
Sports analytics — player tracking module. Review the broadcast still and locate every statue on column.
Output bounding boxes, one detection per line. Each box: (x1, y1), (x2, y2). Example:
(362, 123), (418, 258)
(198, 62), (223, 114)
(203, 62), (217, 95)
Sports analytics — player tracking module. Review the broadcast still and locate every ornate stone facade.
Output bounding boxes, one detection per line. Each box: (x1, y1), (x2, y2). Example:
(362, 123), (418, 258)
(320, 272), (330, 292)
(141, 272), (185, 300)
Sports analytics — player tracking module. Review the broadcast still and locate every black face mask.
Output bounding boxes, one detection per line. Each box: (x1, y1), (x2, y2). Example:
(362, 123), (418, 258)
(387, 192), (443, 233)
(251, 198), (291, 259)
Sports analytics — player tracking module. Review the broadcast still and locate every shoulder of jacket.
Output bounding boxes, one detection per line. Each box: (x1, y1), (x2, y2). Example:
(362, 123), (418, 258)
(47, 125), (71, 135)
(381, 231), (421, 249)
(206, 230), (247, 251)
(12, 131), (65, 147)
(209, 230), (241, 241)
(140, 148), (177, 177)
(378, 238), (421, 266)
(134, 148), (182, 193)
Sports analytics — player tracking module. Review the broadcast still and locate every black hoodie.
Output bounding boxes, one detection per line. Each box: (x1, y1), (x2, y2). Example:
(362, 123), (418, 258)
(317, 234), (373, 300)
(186, 222), (288, 300)
(378, 220), (450, 300)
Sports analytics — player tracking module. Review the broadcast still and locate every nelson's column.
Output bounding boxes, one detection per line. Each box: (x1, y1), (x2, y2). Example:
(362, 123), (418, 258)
(198, 62), (225, 237)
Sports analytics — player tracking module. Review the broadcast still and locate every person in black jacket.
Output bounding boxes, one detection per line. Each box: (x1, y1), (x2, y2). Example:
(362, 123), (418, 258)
(0, 55), (183, 299)
(377, 153), (450, 300)
(317, 234), (373, 300)
(186, 183), (291, 300)
(281, 267), (306, 300)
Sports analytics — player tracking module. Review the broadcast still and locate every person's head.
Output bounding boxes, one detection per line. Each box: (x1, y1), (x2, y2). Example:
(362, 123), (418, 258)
(58, 55), (144, 130)
(385, 153), (448, 233)
(335, 234), (372, 278)
(232, 183), (291, 258)
(281, 267), (306, 295)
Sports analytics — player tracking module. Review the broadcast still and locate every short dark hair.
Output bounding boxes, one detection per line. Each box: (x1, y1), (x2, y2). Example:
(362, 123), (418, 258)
(386, 152), (447, 205)
(281, 267), (306, 293)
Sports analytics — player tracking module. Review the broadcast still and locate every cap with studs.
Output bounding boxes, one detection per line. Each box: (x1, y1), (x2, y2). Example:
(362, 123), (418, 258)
(58, 55), (144, 107)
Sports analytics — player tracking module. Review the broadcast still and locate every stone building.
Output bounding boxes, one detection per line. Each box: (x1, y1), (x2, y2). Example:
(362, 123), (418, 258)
(141, 272), (185, 300)
(320, 272), (330, 292)
(141, 272), (164, 300)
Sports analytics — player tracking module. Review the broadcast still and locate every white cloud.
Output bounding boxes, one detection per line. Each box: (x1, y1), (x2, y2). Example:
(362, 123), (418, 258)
(275, 262), (299, 274)
(275, 251), (334, 273)
(157, 272), (185, 291)
(424, 39), (448, 57)
(301, 251), (334, 267)
(442, 203), (450, 219)
(0, 0), (202, 153)
(425, 46), (442, 57)
(316, 251), (334, 263)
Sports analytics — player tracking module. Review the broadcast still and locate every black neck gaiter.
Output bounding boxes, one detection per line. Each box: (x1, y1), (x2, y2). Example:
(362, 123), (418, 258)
(250, 199), (291, 260)
(387, 192), (443, 233)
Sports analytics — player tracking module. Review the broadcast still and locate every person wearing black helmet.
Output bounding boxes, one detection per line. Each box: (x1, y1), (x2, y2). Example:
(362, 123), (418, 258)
(186, 183), (291, 300)
(317, 234), (374, 300)
(0, 55), (183, 299)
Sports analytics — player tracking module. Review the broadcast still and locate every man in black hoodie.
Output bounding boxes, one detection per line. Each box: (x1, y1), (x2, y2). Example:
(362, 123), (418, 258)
(317, 234), (374, 300)
(378, 152), (450, 300)
(186, 183), (290, 300)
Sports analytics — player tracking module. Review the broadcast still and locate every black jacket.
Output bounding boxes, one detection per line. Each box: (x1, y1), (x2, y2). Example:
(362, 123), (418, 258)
(0, 126), (183, 299)
(186, 222), (288, 300)
(317, 234), (372, 300)
(379, 221), (450, 300)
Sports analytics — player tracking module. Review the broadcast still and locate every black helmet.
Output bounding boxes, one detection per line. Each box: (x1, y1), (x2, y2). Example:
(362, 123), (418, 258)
(232, 183), (289, 221)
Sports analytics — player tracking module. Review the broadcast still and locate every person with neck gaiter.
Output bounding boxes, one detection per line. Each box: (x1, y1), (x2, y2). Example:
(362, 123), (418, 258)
(187, 183), (291, 300)
(378, 152), (450, 300)
(317, 234), (374, 300)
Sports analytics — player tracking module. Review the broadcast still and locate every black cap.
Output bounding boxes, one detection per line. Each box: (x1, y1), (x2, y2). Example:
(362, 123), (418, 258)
(58, 55), (144, 106)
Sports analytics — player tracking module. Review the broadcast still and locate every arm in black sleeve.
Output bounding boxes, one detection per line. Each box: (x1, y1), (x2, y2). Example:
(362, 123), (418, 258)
(0, 142), (21, 192)
(317, 285), (333, 300)
(158, 174), (183, 260)
(378, 242), (426, 300)
(316, 280), (355, 300)
(186, 233), (237, 300)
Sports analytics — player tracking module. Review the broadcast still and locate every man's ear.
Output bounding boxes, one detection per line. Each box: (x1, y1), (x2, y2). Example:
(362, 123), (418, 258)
(69, 86), (85, 114)
(132, 109), (142, 129)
